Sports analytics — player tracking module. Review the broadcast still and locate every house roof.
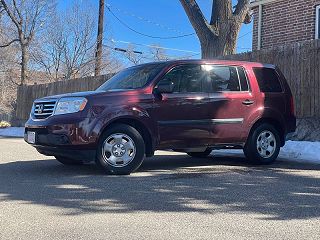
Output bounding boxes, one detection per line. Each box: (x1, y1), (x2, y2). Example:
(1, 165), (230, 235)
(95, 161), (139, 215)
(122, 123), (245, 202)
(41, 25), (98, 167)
(249, 0), (278, 8)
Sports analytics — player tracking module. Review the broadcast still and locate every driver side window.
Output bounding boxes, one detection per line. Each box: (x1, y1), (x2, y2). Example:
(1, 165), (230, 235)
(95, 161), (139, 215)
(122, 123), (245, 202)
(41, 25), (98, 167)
(158, 65), (204, 93)
(159, 68), (182, 93)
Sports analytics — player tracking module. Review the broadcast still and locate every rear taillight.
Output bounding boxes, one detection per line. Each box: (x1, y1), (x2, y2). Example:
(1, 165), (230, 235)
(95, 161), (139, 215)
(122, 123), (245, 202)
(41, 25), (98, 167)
(290, 96), (295, 116)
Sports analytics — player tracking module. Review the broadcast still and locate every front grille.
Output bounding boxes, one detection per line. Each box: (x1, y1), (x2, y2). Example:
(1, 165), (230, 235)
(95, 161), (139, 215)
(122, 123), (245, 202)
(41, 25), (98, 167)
(33, 100), (57, 119)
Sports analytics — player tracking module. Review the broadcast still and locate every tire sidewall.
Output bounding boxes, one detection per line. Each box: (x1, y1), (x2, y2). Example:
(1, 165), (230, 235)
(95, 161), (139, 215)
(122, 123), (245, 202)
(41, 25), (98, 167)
(245, 123), (281, 164)
(96, 124), (145, 175)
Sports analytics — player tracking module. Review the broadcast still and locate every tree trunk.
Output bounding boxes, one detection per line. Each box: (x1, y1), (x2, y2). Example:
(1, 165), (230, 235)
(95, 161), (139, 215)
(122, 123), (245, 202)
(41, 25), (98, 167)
(200, 22), (241, 58)
(20, 43), (28, 85)
(179, 0), (250, 59)
(94, 0), (104, 76)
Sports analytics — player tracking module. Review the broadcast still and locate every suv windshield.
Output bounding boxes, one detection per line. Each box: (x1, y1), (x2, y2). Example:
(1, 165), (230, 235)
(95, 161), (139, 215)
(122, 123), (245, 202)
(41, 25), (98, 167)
(97, 63), (165, 91)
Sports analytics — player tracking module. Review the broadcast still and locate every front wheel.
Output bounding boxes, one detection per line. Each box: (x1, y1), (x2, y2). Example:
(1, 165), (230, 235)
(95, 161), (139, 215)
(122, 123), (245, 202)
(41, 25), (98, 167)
(96, 124), (145, 175)
(244, 123), (281, 164)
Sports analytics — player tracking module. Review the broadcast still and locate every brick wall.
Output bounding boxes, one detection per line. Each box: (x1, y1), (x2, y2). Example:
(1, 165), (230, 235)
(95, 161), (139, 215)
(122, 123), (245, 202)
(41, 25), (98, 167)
(252, 0), (320, 50)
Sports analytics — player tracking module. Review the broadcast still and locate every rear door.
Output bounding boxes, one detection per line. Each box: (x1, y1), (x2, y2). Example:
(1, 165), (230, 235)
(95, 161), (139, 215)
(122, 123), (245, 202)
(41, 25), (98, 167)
(205, 65), (255, 144)
(152, 64), (211, 149)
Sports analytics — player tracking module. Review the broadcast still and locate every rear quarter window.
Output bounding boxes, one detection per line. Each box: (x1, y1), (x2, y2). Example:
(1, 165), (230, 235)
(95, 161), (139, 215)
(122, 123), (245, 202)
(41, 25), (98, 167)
(237, 67), (250, 91)
(253, 67), (283, 93)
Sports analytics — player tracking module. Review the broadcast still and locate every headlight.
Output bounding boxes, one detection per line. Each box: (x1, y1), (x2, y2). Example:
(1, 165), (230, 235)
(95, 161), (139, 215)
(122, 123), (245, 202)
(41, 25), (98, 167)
(54, 97), (87, 115)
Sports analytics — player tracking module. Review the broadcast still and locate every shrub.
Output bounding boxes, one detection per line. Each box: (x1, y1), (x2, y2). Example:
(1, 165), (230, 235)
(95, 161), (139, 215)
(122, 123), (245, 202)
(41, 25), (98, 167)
(0, 121), (11, 128)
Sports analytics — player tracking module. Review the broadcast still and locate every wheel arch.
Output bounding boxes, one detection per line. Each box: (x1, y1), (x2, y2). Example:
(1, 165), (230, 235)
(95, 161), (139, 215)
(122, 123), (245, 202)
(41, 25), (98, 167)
(99, 116), (155, 157)
(247, 118), (286, 147)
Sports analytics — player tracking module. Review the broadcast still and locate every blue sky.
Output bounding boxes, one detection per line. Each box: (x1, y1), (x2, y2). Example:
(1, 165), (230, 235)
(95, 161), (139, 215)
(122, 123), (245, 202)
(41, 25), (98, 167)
(58, 0), (253, 59)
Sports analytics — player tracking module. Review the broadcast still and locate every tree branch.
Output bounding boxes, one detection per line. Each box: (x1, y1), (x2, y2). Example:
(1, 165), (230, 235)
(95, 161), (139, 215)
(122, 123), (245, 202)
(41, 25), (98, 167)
(179, 0), (217, 37)
(0, 38), (19, 48)
(12, 0), (22, 24)
(210, 0), (232, 25)
(0, 0), (22, 31)
(233, 0), (251, 23)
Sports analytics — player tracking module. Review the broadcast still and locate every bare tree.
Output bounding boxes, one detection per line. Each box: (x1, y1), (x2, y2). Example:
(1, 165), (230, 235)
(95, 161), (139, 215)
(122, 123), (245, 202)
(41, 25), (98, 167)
(31, 3), (96, 80)
(0, 0), (54, 85)
(179, 0), (251, 58)
(123, 44), (143, 65)
(149, 44), (169, 61)
(94, 0), (105, 76)
(31, 2), (123, 80)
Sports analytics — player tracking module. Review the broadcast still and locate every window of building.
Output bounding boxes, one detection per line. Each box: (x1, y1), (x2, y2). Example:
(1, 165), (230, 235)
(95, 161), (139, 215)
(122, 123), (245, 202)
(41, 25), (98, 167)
(316, 5), (320, 39)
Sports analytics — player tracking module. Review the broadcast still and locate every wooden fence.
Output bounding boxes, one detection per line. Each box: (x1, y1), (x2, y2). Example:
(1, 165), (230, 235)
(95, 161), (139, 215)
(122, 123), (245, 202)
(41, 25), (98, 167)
(15, 39), (320, 123)
(15, 74), (112, 123)
(0, 113), (12, 122)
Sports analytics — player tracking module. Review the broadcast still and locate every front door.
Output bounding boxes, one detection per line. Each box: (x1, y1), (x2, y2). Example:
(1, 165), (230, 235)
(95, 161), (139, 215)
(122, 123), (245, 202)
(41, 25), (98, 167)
(152, 64), (211, 149)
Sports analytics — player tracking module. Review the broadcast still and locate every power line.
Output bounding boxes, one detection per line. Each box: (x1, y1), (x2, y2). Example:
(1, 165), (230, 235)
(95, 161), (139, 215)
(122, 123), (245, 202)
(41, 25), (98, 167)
(106, 6), (195, 39)
(102, 43), (200, 61)
(107, 4), (195, 36)
(238, 30), (253, 40)
(111, 39), (200, 54)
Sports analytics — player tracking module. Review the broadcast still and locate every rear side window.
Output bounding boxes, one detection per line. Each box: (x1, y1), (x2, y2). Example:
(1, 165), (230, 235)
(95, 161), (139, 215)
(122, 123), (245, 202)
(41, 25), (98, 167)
(237, 67), (249, 91)
(205, 65), (240, 92)
(253, 67), (283, 92)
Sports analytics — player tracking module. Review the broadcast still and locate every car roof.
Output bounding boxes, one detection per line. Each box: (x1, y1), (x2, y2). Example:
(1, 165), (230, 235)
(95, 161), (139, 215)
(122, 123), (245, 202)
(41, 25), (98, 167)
(143, 59), (276, 69)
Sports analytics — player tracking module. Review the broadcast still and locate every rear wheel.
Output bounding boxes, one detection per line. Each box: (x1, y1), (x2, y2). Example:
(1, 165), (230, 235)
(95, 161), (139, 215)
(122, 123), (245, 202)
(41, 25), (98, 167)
(244, 123), (281, 164)
(96, 124), (145, 175)
(187, 149), (212, 158)
(55, 156), (84, 165)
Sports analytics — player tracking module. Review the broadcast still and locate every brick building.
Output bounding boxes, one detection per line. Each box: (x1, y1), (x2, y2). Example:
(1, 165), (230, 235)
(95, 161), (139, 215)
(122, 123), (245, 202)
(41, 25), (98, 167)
(250, 0), (320, 50)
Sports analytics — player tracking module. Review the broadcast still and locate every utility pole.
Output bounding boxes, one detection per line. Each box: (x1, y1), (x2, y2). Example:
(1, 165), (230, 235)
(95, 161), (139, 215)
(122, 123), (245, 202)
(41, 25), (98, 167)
(94, 0), (104, 76)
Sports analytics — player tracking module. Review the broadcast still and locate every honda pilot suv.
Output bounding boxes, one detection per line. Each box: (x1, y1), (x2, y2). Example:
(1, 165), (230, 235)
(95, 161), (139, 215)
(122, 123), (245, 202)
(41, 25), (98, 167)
(25, 60), (296, 175)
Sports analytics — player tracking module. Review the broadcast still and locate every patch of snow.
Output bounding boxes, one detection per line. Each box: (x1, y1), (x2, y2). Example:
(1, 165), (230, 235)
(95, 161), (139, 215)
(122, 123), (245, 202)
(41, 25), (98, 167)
(213, 141), (320, 164)
(0, 127), (24, 137)
(279, 141), (320, 163)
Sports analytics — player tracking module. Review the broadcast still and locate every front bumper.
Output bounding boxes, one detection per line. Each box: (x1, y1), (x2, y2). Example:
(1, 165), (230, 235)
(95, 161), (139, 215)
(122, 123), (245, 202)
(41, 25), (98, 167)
(35, 145), (96, 162)
(25, 115), (99, 149)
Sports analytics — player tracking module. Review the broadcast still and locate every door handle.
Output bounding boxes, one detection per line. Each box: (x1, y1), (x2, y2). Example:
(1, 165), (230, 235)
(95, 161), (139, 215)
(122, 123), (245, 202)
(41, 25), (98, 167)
(242, 99), (254, 105)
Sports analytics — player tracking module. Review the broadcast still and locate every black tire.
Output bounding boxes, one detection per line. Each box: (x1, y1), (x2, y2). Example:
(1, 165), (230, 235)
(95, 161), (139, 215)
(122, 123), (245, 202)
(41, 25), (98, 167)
(187, 149), (212, 158)
(244, 123), (281, 165)
(95, 124), (145, 175)
(55, 156), (84, 165)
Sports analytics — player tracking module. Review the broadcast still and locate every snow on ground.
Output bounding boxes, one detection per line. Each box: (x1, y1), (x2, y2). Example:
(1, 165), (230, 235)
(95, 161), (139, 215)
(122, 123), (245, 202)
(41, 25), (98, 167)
(0, 127), (24, 137)
(279, 141), (320, 163)
(0, 127), (319, 164)
(215, 141), (320, 164)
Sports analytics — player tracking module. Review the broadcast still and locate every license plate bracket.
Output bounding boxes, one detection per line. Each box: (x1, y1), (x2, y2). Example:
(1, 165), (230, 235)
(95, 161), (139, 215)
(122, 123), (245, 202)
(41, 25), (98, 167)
(27, 131), (36, 144)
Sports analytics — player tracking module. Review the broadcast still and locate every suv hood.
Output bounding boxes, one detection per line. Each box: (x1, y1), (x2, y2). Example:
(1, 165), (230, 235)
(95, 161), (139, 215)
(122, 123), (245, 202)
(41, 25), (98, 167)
(35, 89), (140, 102)
(38, 91), (101, 101)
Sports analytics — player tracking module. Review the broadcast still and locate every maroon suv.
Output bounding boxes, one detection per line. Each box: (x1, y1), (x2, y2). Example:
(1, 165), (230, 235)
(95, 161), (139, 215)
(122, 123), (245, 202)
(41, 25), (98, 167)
(25, 60), (296, 175)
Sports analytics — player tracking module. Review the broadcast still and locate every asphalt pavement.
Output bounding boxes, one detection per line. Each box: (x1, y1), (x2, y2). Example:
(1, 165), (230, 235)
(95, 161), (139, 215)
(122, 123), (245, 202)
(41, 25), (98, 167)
(1, 138), (320, 240)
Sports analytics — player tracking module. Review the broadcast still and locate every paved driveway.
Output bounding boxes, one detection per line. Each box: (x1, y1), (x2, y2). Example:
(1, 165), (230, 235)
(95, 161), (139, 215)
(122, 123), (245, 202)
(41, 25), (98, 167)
(1, 138), (320, 239)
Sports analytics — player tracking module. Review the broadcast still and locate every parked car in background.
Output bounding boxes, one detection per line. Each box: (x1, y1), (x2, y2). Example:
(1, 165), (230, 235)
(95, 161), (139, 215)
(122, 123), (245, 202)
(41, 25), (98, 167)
(25, 60), (296, 175)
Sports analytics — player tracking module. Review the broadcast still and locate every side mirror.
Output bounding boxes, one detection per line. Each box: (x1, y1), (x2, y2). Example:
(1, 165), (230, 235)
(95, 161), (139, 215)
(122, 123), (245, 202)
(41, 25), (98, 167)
(155, 81), (175, 94)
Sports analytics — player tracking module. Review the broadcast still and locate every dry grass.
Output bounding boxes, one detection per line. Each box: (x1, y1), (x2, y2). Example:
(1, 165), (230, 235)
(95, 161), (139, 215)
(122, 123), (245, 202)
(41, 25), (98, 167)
(0, 121), (11, 128)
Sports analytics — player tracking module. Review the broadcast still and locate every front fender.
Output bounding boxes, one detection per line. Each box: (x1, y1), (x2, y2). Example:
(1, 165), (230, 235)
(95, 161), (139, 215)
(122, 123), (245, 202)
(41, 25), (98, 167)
(89, 105), (156, 145)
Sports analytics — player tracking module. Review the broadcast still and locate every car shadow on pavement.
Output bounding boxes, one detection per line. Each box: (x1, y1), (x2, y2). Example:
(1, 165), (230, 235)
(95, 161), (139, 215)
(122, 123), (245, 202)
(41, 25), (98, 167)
(0, 153), (320, 220)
